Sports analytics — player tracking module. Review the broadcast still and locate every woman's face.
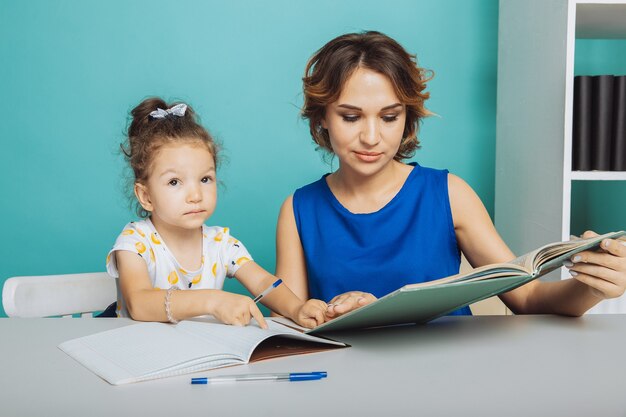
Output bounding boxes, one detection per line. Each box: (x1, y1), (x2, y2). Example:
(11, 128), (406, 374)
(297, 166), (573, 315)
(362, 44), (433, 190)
(322, 67), (406, 177)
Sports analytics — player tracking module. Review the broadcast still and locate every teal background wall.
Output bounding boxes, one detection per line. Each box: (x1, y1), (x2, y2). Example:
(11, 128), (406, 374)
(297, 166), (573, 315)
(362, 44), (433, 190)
(571, 39), (626, 236)
(0, 0), (501, 317)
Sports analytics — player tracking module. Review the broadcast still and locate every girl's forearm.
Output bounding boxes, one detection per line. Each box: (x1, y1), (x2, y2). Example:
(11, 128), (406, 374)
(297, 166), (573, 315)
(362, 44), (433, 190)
(125, 288), (220, 322)
(258, 285), (303, 321)
(236, 263), (305, 321)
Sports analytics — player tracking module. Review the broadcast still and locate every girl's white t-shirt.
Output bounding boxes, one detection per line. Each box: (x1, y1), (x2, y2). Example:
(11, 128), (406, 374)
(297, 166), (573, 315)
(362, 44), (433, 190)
(106, 218), (253, 318)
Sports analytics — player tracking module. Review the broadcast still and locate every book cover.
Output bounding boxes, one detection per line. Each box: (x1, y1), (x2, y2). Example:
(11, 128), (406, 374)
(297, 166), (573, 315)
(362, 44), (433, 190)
(573, 75), (593, 171)
(612, 75), (626, 171)
(591, 75), (614, 171)
(306, 231), (625, 334)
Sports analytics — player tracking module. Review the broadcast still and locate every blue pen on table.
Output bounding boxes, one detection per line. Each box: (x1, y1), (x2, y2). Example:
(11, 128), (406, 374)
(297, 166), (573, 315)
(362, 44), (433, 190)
(191, 372), (327, 384)
(253, 278), (282, 303)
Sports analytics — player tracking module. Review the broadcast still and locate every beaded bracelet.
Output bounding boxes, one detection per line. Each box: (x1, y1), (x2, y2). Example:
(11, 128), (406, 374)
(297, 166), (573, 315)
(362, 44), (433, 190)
(165, 286), (179, 324)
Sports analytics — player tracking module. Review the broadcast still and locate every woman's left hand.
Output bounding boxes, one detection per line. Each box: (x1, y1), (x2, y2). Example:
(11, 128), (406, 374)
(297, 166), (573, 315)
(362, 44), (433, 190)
(566, 231), (626, 300)
(325, 291), (377, 318)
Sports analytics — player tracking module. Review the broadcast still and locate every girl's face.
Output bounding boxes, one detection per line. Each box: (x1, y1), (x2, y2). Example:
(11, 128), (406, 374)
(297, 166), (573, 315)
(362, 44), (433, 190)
(321, 67), (406, 177)
(135, 141), (217, 232)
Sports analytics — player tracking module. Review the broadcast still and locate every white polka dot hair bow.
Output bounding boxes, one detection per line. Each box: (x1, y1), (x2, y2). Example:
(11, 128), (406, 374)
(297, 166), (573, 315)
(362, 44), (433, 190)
(149, 103), (188, 120)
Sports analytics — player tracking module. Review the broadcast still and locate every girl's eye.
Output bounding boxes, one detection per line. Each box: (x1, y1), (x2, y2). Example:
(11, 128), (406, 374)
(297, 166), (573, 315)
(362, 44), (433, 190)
(201, 176), (213, 184)
(382, 115), (399, 123)
(168, 179), (179, 186)
(342, 115), (359, 123)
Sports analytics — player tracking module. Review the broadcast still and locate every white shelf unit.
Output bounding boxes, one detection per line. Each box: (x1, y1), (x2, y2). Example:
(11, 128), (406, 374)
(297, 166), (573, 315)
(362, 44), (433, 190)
(570, 171), (626, 180)
(495, 0), (626, 286)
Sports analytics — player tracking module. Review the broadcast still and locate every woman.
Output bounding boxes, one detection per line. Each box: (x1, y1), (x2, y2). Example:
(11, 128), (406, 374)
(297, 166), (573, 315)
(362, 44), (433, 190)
(276, 31), (626, 318)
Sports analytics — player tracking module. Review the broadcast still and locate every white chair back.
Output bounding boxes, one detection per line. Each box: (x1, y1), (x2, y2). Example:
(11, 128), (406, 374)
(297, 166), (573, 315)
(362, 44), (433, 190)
(2, 272), (116, 318)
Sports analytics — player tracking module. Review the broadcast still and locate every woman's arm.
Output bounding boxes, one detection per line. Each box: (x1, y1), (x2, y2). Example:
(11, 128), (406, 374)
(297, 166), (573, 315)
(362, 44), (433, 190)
(116, 250), (267, 327)
(448, 174), (626, 315)
(275, 195), (310, 301)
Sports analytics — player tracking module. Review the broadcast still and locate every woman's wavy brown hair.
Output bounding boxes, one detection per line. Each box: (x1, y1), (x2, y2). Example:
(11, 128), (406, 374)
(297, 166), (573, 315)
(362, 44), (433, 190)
(302, 31), (432, 160)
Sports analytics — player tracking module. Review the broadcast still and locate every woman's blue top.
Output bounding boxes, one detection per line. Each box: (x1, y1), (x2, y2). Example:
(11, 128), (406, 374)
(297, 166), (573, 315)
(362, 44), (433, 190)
(292, 163), (471, 316)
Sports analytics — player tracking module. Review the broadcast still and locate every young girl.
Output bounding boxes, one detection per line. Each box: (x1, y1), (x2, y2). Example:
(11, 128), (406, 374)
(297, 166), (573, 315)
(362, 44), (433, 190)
(106, 97), (327, 328)
(276, 31), (626, 318)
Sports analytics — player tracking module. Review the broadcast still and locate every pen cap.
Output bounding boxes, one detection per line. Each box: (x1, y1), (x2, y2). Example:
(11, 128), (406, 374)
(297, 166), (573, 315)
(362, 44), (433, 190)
(289, 372), (327, 381)
(191, 379), (208, 384)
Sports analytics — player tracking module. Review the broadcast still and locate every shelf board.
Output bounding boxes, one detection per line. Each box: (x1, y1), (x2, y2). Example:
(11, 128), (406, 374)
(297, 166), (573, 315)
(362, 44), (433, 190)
(570, 171), (626, 180)
(576, 3), (626, 39)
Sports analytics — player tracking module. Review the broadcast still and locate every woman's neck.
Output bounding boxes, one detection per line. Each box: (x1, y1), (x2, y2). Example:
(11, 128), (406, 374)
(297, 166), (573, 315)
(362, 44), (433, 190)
(327, 160), (412, 214)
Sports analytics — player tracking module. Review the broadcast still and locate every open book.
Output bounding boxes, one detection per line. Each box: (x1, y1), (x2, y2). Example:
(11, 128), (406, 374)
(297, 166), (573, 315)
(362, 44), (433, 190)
(59, 318), (346, 385)
(306, 231), (625, 334)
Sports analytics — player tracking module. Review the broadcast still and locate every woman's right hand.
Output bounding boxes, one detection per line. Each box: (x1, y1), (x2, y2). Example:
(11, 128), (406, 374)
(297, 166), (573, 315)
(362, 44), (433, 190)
(210, 291), (268, 329)
(326, 291), (377, 318)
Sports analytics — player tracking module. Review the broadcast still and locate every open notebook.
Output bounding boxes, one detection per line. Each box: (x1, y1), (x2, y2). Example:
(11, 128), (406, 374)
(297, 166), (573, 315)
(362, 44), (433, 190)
(59, 318), (346, 385)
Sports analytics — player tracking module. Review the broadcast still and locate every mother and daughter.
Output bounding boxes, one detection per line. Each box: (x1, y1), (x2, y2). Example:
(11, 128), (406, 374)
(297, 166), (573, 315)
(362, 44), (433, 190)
(106, 31), (626, 327)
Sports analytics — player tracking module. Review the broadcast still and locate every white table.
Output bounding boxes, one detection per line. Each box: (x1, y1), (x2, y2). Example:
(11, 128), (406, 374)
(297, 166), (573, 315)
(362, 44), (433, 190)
(1, 315), (626, 417)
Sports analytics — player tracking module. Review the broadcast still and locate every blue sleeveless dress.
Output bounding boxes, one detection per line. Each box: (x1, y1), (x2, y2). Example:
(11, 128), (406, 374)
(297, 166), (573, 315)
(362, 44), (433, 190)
(292, 163), (471, 316)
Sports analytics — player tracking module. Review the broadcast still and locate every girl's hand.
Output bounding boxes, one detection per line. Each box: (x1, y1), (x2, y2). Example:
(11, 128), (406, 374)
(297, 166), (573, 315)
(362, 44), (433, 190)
(210, 291), (268, 329)
(565, 231), (626, 300)
(293, 299), (328, 329)
(326, 291), (377, 318)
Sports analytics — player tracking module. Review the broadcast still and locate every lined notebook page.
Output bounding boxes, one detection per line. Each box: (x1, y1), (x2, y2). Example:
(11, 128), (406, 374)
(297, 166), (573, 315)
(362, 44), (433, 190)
(176, 319), (307, 360)
(59, 322), (241, 385)
(59, 318), (345, 385)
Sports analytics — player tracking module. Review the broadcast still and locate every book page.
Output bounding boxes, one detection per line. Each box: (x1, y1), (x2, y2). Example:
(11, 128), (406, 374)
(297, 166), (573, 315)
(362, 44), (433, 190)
(508, 250), (540, 271)
(267, 316), (308, 332)
(178, 318), (346, 360)
(532, 231), (624, 271)
(59, 322), (236, 385)
(404, 262), (528, 290)
(176, 319), (278, 359)
(60, 319), (345, 385)
(502, 231), (622, 273)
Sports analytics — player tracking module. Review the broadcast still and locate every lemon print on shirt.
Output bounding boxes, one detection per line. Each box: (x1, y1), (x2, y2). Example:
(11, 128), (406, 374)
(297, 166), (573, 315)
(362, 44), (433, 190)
(150, 248), (155, 263)
(136, 228), (146, 238)
(122, 229), (134, 235)
(236, 257), (250, 266)
(151, 234), (161, 245)
(168, 271), (179, 285)
(191, 275), (202, 285)
(106, 253), (111, 265)
(214, 233), (223, 242)
(212, 263), (217, 277)
(135, 241), (146, 254)
(179, 268), (188, 275)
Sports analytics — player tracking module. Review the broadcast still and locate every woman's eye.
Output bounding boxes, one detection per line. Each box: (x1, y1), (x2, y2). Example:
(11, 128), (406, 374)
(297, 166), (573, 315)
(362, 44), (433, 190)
(168, 179), (179, 186)
(382, 115), (399, 123)
(201, 176), (213, 184)
(342, 115), (359, 123)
